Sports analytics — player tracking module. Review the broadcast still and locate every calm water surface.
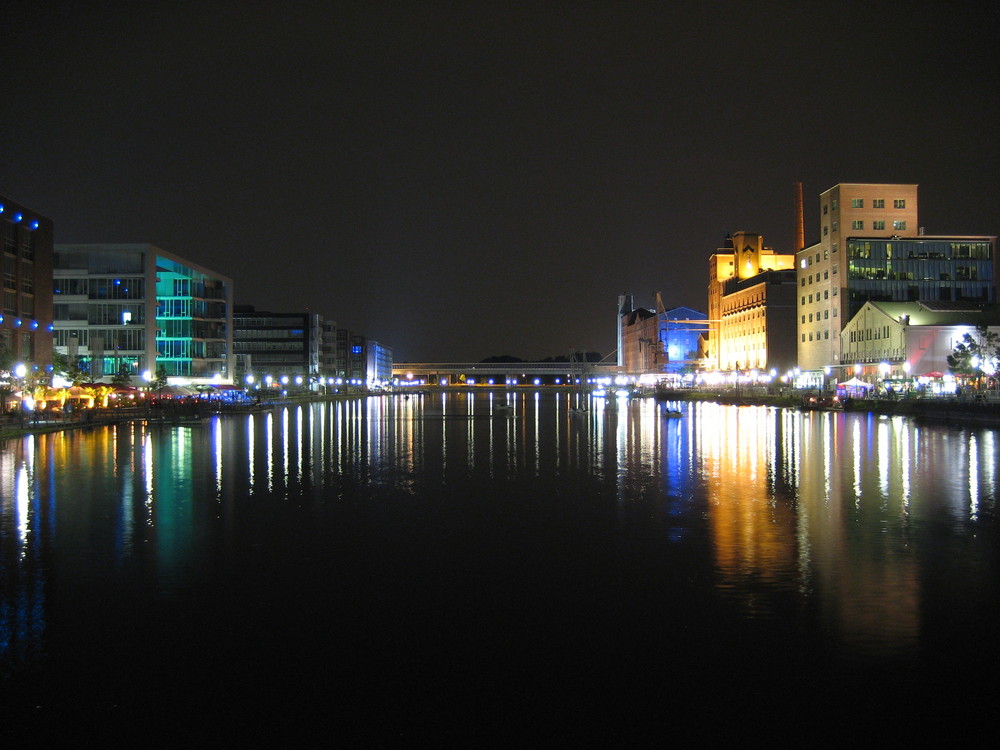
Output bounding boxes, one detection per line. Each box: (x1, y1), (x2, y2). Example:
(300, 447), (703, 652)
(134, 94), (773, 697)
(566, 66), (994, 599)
(1, 392), (997, 743)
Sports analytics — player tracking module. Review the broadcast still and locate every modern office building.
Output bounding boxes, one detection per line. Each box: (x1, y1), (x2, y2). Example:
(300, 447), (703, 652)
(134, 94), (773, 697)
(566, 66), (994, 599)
(795, 183), (997, 375)
(336, 328), (367, 387)
(52, 243), (233, 384)
(367, 340), (393, 388)
(707, 231), (796, 373)
(233, 306), (321, 386)
(319, 318), (338, 378)
(1, 194), (54, 370)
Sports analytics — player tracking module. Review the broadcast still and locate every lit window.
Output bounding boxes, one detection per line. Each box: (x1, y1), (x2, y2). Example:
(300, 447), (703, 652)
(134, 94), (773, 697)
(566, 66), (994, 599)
(851, 199), (863, 208)
(893, 221), (906, 231)
(852, 220), (863, 230)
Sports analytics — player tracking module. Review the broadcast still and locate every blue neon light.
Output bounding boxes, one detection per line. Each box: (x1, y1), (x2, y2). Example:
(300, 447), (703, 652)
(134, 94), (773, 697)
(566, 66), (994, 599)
(30, 220), (39, 230)
(13, 213), (22, 223)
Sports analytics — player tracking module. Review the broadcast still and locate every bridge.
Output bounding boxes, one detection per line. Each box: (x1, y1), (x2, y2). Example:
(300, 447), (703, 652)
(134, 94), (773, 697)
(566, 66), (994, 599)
(392, 361), (620, 386)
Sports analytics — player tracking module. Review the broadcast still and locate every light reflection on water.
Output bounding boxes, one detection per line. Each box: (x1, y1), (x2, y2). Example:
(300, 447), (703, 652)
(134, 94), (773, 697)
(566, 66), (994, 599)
(1, 392), (997, 735)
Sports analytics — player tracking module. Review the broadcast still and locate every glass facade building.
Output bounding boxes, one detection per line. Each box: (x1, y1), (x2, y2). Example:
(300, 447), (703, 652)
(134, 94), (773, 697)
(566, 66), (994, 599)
(53, 244), (233, 384)
(846, 238), (994, 317)
(232, 307), (321, 384)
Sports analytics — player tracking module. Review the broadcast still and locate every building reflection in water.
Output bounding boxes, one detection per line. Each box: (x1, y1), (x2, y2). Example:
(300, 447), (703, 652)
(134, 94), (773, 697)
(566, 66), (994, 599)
(1, 393), (997, 671)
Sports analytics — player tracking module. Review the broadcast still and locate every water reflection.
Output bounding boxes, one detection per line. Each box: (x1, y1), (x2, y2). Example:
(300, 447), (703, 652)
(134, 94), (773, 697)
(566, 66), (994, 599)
(1, 393), (996, 680)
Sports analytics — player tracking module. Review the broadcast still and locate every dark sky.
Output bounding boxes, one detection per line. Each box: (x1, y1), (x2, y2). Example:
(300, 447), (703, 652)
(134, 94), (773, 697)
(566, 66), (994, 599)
(3, 1), (998, 362)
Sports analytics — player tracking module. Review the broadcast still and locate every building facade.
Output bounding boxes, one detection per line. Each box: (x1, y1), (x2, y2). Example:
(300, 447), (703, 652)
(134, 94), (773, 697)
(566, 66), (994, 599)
(233, 306), (321, 385)
(53, 244), (233, 384)
(620, 307), (660, 375)
(319, 318), (338, 378)
(796, 184), (997, 374)
(620, 303), (708, 376)
(707, 231), (796, 372)
(1, 194), (54, 370)
(336, 328), (367, 387)
(841, 300), (1000, 380)
(367, 340), (393, 388)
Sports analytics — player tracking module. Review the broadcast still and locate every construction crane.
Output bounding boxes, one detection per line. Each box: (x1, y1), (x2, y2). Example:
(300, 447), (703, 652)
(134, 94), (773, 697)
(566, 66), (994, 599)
(653, 291), (668, 372)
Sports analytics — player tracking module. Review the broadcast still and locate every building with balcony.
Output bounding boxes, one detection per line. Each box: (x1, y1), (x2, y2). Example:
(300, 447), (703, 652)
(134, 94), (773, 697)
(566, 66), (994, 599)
(233, 306), (321, 386)
(1, 194), (54, 370)
(52, 244), (233, 384)
(320, 318), (338, 378)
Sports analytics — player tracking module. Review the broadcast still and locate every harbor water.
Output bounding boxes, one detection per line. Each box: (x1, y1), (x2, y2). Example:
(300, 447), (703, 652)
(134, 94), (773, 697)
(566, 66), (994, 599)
(1, 392), (997, 744)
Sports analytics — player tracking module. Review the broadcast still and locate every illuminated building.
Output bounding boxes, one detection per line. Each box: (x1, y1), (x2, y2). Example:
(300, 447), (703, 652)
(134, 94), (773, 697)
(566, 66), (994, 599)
(0, 194), (54, 368)
(53, 244), (233, 384)
(620, 303), (707, 375)
(367, 340), (393, 388)
(707, 231), (796, 372)
(795, 183), (997, 374)
(233, 306), (321, 384)
(841, 300), (1000, 378)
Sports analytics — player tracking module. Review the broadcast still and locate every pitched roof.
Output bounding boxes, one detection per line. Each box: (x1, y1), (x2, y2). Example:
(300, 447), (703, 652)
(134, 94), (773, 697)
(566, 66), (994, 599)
(862, 301), (1000, 327)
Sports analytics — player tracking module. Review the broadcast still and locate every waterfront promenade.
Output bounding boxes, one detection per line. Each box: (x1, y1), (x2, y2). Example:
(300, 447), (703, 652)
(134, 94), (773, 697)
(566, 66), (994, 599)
(3, 386), (999, 441)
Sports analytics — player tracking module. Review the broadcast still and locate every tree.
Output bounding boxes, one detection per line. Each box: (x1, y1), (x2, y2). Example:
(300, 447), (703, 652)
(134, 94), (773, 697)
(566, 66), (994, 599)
(111, 364), (133, 387)
(947, 324), (1000, 386)
(52, 352), (90, 385)
(151, 366), (169, 391)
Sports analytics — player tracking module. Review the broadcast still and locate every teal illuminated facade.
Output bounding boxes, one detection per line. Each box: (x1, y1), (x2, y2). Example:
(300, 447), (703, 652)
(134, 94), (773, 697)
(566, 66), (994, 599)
(53, 244), (233, 384)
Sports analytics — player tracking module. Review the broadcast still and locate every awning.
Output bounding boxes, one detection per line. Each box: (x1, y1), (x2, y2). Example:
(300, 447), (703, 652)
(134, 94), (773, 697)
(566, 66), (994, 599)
(837, 377), (873, 388)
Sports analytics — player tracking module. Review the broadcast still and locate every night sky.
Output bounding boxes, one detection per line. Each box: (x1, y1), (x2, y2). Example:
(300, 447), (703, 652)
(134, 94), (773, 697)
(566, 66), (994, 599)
(3, 1), (997, 362)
